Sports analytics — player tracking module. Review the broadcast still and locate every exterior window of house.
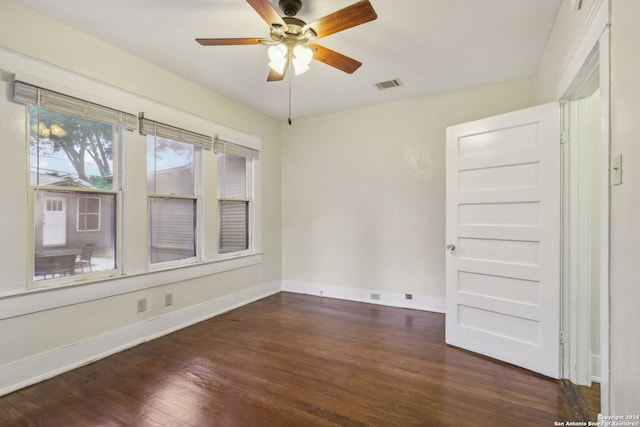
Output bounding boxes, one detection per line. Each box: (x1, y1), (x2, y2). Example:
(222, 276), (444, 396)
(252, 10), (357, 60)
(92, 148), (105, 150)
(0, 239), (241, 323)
(141, 114), (211, 265)
(14, 81), (135, 284)
(215, 139), (258, 254)
(77, 196), (101, 231)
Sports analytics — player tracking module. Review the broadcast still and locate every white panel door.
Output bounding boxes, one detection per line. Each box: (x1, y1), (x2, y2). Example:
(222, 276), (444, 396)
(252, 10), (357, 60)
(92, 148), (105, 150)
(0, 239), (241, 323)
(43, 197), (67, 246)
(445, 103), (561, 378)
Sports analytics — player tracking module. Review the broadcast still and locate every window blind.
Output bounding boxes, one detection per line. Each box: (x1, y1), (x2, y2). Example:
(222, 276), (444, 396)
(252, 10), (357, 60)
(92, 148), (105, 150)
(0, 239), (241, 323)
(13, 81), (137, 131)
(219, 200), (248, 253)
(216, 137), (255, 254)
(217, 153), (249, 253)
(139, 113), (212, 150)
(214, 138), (259, 159)
(149, 198), (196, 263)
(217, 154), (247, 199)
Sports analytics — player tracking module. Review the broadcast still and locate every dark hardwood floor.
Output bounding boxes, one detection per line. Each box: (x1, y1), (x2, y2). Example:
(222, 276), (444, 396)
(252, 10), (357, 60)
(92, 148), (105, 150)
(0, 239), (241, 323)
(0, 292), (594, 426)
(579, 383), (601, 420)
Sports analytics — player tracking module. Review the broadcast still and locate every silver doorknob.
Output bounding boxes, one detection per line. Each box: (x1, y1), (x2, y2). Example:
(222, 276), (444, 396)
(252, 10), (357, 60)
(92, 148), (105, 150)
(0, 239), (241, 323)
(446, 243), (456, 252)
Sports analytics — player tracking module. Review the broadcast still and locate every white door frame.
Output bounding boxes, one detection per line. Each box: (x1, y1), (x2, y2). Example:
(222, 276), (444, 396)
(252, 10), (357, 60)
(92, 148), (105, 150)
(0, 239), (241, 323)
(555, 0), (610, 414)
(562, 94), (599, 386)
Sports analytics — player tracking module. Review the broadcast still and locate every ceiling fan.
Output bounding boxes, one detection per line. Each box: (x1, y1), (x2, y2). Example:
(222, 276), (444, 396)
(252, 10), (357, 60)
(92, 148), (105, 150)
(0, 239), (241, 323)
(196, 0), (378, 82)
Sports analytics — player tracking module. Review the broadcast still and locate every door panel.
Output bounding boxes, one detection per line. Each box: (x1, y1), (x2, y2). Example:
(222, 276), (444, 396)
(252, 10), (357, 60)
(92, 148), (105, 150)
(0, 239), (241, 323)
(445, 103), (560, 378)
(43, 197), (67, 246)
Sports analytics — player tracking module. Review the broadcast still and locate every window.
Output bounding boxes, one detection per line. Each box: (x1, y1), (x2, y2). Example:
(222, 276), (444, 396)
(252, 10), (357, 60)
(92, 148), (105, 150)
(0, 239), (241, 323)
(77, 196), (101, 231)
(215, 139), (258, 254)
(142, 114), (211, 265)
(14, 81), (135, 283)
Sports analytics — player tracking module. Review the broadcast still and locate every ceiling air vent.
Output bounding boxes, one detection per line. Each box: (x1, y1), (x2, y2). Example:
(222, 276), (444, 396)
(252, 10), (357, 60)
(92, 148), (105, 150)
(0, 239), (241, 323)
(375, 78), (403, 90)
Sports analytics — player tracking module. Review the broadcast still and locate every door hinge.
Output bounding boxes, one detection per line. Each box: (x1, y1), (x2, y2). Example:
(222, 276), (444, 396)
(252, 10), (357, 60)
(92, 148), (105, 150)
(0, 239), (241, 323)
(560, 130), (567, 145)
(560, 330), (567, 344)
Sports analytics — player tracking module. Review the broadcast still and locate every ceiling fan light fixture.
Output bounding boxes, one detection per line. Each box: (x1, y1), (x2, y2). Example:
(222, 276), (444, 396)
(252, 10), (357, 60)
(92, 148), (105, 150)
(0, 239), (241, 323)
(268, 44), (288, 63)
(292, 45), (313, 76)
(268, 44), (289, 74)
(37, 123), (50, 138)
(293, 45), (313, 64)
(292, 62), (310, 76)
(50, 124), (67, 138)
(196, 0), (378, 83)
(302, 27), (317, 40)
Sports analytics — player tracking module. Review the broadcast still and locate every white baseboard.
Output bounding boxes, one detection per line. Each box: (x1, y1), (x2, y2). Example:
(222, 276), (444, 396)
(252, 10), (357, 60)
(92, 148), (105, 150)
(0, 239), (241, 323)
(592, 353), (601, 383)
(0, 280), (280, 397)
(282, 280), (445, 313)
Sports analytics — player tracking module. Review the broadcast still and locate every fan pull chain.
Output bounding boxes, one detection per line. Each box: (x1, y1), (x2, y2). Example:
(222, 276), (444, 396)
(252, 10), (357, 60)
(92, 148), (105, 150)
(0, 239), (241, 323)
(288, 71), (293, 126)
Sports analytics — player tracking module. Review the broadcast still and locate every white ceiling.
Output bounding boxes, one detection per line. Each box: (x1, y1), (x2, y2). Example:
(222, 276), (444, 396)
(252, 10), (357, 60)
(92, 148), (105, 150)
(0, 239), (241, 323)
(17, 0), (562, 121)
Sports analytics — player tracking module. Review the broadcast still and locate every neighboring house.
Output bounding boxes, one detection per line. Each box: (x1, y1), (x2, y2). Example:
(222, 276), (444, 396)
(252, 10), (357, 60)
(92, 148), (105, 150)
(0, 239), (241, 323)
(31, 172), (115, 258)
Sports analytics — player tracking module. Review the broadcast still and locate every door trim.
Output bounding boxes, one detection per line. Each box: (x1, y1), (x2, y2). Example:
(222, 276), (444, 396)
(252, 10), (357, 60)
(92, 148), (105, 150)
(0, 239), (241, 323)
(559, 24), (610, 414)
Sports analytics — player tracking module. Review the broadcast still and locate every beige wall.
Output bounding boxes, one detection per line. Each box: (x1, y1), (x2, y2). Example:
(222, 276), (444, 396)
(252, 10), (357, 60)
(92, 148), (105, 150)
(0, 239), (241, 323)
(0, 0), (282, 392)
(282, 79), (535, 307)
(608, 0), (640, 413)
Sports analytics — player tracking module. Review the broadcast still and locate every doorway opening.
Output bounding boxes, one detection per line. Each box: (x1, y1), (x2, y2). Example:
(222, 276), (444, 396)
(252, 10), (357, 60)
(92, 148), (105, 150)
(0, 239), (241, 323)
(560, 29), (610, 415)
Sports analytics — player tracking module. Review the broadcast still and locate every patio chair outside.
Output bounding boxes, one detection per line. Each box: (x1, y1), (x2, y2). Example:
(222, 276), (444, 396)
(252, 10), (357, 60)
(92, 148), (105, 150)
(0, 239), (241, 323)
(76, 244), (95, 273)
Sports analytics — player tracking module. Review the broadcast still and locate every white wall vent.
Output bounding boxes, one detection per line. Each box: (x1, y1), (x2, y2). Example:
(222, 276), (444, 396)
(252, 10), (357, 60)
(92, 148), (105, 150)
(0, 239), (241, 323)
(375, 78), (403, 90)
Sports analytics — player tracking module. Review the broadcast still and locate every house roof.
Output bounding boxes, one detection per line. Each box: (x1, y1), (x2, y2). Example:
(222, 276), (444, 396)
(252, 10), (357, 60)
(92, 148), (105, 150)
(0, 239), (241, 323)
(30, 171), (93, 188)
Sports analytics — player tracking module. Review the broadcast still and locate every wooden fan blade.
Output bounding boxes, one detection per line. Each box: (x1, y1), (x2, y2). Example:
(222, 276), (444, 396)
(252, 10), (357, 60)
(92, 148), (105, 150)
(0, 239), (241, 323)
(267, 68), (285, 82)
(196, 38), (263, 46)
(267, 59), (290, 82)
(306, 0), (377, 39)
(246, 0), (287, 28)
(310, 44), (362, 74)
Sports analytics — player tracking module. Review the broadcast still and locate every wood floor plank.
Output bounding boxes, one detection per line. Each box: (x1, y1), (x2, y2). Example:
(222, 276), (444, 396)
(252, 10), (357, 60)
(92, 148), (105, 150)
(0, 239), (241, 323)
(0, 292), (590, 426)
(579, 382), (601, 419)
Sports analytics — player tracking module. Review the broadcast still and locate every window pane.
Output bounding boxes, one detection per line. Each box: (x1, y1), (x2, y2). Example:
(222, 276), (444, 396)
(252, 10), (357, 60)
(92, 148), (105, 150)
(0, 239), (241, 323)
(147, 136), (194, 196)
(86, 197), (100, 213)
(78, 196), (101, 231)
(217, 153), (246, 199)
(34, 190), (117, 281)
(85, 214), (100, 231)
(29, 105), (114, 190)
(219, 200), (248, 254)
(149, 198), (196, 263)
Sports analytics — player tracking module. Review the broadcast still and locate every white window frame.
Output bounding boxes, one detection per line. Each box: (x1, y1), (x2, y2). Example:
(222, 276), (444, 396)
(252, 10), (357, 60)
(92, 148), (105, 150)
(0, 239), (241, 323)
(214, 138), (259, 257)
(26, 128), (124, 288)
(217, 156), (252, 255)
(0, 47), (265, 305)
(141, 114), (210, 269)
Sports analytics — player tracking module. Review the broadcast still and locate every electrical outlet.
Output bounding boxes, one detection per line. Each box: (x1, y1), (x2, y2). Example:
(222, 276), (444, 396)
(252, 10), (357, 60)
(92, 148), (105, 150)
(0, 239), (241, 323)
(405, 294), (413, 300)
(164, 293), (173, 307)
(137, 298), (147, 313)
(370, 293), (380, 300)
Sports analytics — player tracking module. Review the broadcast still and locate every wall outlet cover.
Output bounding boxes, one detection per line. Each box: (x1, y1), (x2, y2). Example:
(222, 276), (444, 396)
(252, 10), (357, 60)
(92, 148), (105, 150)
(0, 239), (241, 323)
(137, 298), (147, 313)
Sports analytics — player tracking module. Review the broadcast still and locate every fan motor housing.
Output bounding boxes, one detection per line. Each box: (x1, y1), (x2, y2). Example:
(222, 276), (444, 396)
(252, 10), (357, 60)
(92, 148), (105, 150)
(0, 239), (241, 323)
(279, 0), (302, 17)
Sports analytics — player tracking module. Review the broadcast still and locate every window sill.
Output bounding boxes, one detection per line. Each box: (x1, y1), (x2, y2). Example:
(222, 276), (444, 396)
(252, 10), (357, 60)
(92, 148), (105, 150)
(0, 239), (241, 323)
(0, 252), (264, 320)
